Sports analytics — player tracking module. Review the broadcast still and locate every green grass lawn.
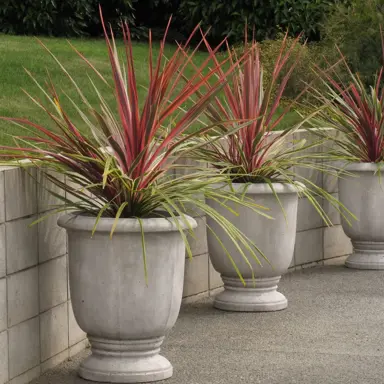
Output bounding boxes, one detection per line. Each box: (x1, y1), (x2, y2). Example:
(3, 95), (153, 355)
(0, 34), (301, 146)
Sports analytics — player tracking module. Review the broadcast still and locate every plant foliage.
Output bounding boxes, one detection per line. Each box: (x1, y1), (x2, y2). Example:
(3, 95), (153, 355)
(0, 10), (273, 280)
(322, 0), (384, 86)
(310, 41), (384, 163)
(184, 33), (354, 225)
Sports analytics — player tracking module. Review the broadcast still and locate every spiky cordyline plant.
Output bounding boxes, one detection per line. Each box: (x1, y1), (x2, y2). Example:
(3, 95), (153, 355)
(0, 11), (272, 281)
(181, 32), (354, 225)
(308, 39), (384, 164)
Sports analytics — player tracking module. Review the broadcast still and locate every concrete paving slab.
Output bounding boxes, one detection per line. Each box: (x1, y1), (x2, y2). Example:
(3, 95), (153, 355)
(31, 263), (384, 384)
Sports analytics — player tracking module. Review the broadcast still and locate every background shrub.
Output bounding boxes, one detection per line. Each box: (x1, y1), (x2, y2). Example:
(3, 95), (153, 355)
(231, 36), (338, 103)
(178, 0), (347, 44)
(134, 0), (183, 40)
(88, 0), (138, 37)
(0, 0), (355, 45)
(0, 0), (136, 37)
(2, 0), (379, 106)
(322, 0), (384, 85)
(259, 37), (314, 101)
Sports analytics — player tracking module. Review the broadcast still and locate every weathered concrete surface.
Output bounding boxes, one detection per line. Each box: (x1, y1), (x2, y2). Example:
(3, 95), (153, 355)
(31, 262), (384, 384)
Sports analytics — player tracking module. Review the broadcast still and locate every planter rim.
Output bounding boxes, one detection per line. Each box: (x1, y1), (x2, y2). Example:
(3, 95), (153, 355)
(219, 182), (303, 195)
(58, 212), (197, 233)
(345, 162), (384, 172)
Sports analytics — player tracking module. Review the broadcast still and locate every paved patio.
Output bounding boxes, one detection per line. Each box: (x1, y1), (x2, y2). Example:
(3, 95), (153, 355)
(32, 261), (384, 384)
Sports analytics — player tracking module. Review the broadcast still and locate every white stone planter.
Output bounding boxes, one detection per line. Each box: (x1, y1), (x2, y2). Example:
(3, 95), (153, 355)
(207, 183), (299, 312)
(58, 213), (197, 383)
(339, 162), (384, 269)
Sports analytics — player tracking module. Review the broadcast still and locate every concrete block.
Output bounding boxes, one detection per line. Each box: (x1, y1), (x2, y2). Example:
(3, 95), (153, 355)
(8, 366), (40, 384)
(4, 167), (37, 221)
(209, 258), (223, 290)
(293, 130), (323, 188)
(6, 216), (38, 274)
(68, 301), (86, 347)
(69, 339), (89, 358)
(299, 260), (323, 269)
(290, 254), (295, 268)
(183, 253), (209, 297)
(0, 279), (6, 332)
(67, 255), (70, 300)
(0, 172), (5, 224)
(187, 216), (208, 257)
(324, 225), (352, 259)
(296, 197), (324, 232)
(266, 130), (295, 147)
(294, 130), (321, 150)
(322, 131), (346, 192)
(294, 228), (323, 266)
(38, 212), (66, 263)
(294, 165), (323, 190)
(0, 331), (8, 384)
(322, 161), (346, 193)
(173, 157), (206, 176)
(323, 192), (341, 226)
(172, 158), (207, 216)
(40, 303), (68, 362)
(7, 267), (39, 327)
(37, 170), (65, 214)
(41, 350), (69, 374)
(64, 177), (92, 205)
(322, 168), (338, 193)
(39, 256), (67, 313)
(0, 225), (5, 278)
(323, 255), (348, 266)
(8, 317), (40, 379)
(179, 196), (207, 218)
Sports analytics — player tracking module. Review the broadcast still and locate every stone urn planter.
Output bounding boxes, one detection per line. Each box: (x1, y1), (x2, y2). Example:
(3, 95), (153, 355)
(339, 163), (384, 269)
(207, 183), (299, 312)
(58, 213), (197, 383)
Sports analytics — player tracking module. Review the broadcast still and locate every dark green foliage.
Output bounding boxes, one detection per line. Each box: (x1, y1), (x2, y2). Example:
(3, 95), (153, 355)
(86, 0), (137, 37)
(322, 0), (384, 85)
(179, 0), (346, 44)
(0, 0), (136, 37)
(1, 0), (354, 44)
(134, 0), (179, 28)
(133, 0), (185, 40)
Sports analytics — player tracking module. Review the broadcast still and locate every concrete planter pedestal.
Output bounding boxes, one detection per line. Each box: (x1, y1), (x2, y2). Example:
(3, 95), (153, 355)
(339, 163), (384, 269)
(207, 183), (299, 312)
(58, 213), (196, 383)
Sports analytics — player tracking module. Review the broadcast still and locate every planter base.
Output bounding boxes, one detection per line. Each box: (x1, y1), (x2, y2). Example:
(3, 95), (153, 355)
(79, 336), (172, 383)
(345, 241), (384, 270)
(213, 276), (287, 312)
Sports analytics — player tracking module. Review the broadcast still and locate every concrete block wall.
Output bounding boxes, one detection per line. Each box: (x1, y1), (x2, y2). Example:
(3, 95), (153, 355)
(292, 130), (352, 269)
(183, 213), (223, 299)
(0, 129), (354, 382)
(173, 158), (223, 299)
(0, 167), (87, 384)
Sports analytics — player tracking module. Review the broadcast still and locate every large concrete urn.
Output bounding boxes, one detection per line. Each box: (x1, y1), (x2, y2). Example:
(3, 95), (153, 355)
(58, 213), (197, 383)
